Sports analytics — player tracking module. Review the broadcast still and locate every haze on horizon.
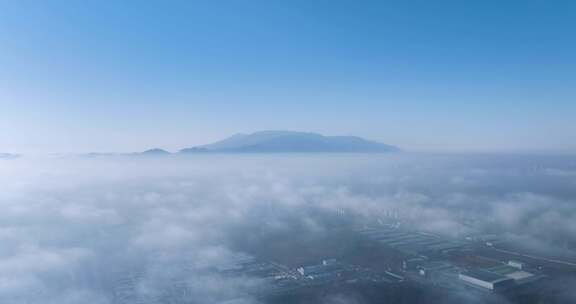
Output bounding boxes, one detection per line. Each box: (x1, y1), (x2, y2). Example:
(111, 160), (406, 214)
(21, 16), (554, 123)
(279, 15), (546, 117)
(1, 0), (575, 154)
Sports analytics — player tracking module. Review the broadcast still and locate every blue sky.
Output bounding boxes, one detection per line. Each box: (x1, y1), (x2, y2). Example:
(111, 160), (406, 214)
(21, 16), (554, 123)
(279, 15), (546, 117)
(0, 0), (575, 153)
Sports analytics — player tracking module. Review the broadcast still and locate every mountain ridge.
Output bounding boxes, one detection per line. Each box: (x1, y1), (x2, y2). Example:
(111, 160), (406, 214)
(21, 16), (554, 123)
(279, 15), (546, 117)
(180, 130), (400, 153)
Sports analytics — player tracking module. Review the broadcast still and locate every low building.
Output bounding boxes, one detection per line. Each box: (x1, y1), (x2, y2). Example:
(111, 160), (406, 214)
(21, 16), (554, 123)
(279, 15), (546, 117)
(458, 270), (515, 292)
(485, 264), (545, 286)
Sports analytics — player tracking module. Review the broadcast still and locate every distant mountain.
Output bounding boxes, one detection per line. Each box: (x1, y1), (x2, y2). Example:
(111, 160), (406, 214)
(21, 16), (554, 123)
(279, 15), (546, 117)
(0, 153), (20, 159)
(140, 148), (171, 156)
(180, 131), (400, 153)
(79, 149), (171, 158)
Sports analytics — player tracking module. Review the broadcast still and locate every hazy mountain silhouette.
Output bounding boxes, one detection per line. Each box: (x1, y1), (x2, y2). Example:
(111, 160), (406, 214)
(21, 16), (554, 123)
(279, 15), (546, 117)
(0, 153), (19, 159)
(140, 148), (171, 155)
(180, 131), (400, 153)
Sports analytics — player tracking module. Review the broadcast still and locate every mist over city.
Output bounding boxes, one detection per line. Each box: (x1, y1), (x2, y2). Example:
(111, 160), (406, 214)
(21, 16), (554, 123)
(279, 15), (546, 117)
(0, 153), (575, 303)
(2, 1), (576, 303)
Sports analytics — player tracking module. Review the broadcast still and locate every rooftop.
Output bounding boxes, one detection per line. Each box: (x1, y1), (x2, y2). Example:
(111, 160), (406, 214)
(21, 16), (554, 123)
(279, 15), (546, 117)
(461, 270), (508, 283)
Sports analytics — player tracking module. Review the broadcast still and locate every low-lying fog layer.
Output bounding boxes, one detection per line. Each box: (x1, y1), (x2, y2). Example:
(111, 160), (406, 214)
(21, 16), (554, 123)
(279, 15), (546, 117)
(1, 154), (576, 303)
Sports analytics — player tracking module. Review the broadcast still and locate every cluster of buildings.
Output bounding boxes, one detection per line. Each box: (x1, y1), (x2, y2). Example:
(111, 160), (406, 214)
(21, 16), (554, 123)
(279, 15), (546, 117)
(226, 257), (404, 297)
(297, 259), (341, 280)
(359, 226), (547, 298)
(295, 258), (403, 284)
(409, 258), (545, 294)
(218, 259), (302, 296)
(110, 224), (559, 303)
(358, 228), (467, 258)
(110, 254), (406, 303)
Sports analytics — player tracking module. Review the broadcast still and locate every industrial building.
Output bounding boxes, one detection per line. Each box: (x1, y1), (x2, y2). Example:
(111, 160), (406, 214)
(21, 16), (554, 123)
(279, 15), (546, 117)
(359, 227), (467, 257)
(484, 264), (546, 286)
(459, 270), (516, 292)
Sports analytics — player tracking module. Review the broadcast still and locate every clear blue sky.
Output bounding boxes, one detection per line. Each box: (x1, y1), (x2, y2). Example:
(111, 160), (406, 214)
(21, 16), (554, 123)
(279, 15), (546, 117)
(0, 0), (575, 153)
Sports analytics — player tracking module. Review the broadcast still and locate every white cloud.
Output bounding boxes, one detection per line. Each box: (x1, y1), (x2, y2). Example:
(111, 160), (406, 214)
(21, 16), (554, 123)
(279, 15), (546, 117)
(0, 154), (574, 303)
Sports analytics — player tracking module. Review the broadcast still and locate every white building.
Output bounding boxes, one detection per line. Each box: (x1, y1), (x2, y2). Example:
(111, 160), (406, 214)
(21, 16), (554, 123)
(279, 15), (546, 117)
(458, 270), (515, 292)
